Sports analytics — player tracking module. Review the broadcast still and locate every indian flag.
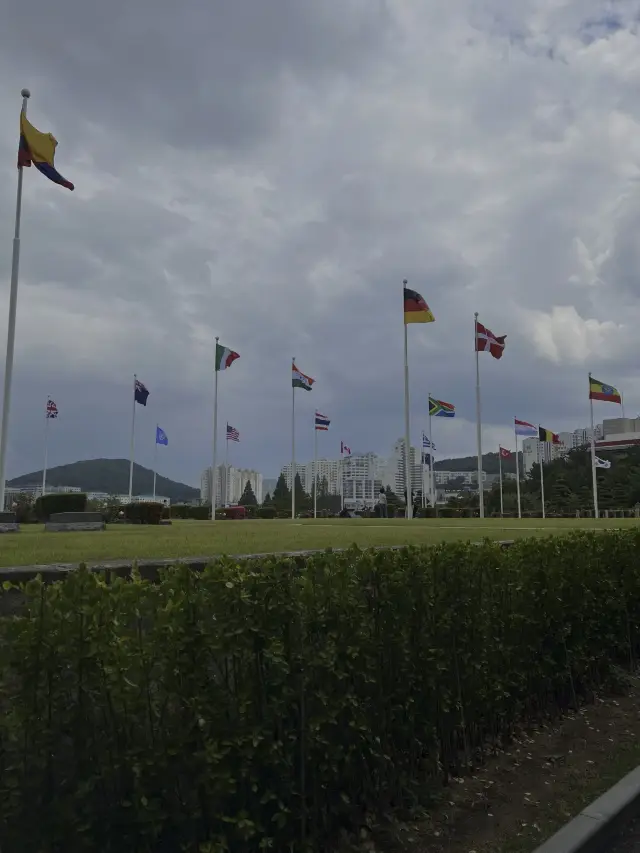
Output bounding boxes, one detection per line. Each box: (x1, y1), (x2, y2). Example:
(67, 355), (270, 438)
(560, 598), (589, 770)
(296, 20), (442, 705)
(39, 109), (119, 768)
(215, 342), (240, 371)
(292, 363), (314, 391)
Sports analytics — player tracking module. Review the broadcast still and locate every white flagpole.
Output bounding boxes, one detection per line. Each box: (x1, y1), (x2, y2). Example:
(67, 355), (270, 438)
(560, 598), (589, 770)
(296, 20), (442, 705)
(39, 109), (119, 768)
(313, 416), (317, 519)
(589, 372), (599, 519)
(152, 424), (158, 501)
(475, 312), (484, 518)
(621, 391), (625, 419)
(212, 336), (219, 520)
(403, 279), (412, 519)
(42, 398), (50, 496)
(0, 88), (31, 513)
(514, 423), (522, 519)
(499, 447), (504, 517)
(225, 427), (229, 505)
(291, 357), (296, 520)
(539, 431), (546, 519)
(340, 449), (344, 511)
(128, 374), (137, 502)
(429, 412), (435, 508)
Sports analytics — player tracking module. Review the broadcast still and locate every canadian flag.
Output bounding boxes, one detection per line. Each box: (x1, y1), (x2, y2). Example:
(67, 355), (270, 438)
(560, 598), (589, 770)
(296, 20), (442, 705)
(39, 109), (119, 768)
(499, 446), (512, 459)
(476, 321), (506, 359)
(341, 441), (351, 455)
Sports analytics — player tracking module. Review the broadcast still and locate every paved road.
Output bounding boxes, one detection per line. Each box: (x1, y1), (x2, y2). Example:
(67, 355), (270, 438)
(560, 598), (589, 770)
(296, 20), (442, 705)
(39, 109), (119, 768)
(612, 817), (640, 851)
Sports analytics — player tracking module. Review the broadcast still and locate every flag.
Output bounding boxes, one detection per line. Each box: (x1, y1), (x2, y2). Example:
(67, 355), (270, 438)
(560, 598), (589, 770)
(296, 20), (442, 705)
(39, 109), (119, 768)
(134, 380), (149, 406)
(292, 363), (314, 391)
(515, 418), (537, 437)
(341, 441), (351, 455)
(594, 456), (611, 469)
(226, 423), (240, 442)
(539, 426), (560, 444)
(156, 426), (168, 446)
(403, 286), (435, 324)
(315, 411), (330, 431)
(589, 377), (621, 404)
(422, 432), (436, 450)
(18, 111), (74, 191)
(429, 396), (455, 417)
(46, 398), (58, 419)
(499, 446), (512, 459)
(215, 343), (240, 372)
(476, 321), (506, 359)
(422, 452), (432, 465)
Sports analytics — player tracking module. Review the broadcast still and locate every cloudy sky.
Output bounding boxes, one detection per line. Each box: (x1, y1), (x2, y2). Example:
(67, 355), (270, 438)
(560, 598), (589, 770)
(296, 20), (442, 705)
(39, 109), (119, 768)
(0, 0), (639, 486)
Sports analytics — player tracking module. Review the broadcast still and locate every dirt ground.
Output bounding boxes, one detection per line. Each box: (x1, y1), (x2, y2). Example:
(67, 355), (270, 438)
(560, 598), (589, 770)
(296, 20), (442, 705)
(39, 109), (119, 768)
(364, 674), (640, 853)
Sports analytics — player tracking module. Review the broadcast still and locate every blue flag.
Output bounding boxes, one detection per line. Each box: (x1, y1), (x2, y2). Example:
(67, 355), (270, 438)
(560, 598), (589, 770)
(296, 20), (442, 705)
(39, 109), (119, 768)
(156, 426), (168, 446)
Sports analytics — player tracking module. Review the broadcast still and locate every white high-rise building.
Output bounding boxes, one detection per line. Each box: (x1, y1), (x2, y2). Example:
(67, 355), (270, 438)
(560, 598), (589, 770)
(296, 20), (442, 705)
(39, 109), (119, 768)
(200, 466), (263, 505)
(341, 452), (385, 509)
(383, 439), (423, 497)
(280, 463), (306, 491)
(522, 438), (564, 474)
(303, 458), (341, 494)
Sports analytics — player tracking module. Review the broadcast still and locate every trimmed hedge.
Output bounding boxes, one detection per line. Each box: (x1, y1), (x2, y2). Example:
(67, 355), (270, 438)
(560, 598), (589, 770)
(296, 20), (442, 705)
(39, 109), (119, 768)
(34, 491), (87, 521)
(1, 531), (640, 850)
(124, 501), (163, 525)
(171, 504), (210, 520)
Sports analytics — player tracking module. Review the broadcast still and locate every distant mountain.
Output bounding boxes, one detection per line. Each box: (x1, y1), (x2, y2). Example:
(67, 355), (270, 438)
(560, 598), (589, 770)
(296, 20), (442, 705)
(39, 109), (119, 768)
(8, 458), (199, 503)
(434, 451), (522, 476)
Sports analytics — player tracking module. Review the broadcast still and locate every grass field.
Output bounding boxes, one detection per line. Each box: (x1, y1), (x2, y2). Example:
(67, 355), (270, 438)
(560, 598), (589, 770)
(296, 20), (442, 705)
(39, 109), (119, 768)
(1, 516), (640, 567)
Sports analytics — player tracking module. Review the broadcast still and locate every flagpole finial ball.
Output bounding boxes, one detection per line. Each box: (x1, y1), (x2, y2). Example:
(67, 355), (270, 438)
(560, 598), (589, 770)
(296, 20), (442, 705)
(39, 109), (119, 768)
(403, 279), (408, 285)
(21, 88), (31, 98)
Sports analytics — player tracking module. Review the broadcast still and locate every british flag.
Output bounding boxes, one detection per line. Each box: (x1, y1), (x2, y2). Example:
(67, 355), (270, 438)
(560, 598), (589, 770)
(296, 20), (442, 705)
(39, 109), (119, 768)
(46, 398), (58, 419)
(226, 423), (240, 442)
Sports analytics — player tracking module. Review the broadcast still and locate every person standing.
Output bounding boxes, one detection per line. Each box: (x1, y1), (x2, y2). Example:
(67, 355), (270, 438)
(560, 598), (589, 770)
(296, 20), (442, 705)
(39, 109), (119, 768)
(377, 487), (388, 518)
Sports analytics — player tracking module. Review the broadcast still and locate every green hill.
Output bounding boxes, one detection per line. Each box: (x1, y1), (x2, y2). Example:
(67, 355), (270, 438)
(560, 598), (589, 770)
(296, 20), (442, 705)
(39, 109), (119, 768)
(8, 458), (199, 503)
(434, 451), (521, 475)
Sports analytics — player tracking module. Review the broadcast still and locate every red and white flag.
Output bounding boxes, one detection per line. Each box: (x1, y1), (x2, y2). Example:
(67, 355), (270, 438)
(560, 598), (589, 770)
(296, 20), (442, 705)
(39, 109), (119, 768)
(499, 446), (512, 459)
(341, 441), (351, 455)
(476, 321), (506, 359)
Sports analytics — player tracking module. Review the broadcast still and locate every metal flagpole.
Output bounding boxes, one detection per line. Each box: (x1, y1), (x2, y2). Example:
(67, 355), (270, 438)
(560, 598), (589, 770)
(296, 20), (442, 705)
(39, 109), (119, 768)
(621, 391), (625, 420)
(475, 312), (484, 518)
(539, 431), (546, 520)
(0, 88), (31, 513)
(499, 446), (504, 517)
(128, 374), (137, 502)
(313, 415), (317, 519)
(340, 449), (344, 511)
(291, 357), (296, 520)
(403, 279), (412, 519)
(225, 426), (230, 505)
(589, 372), (599, 519)
(152, 424), (158, 501)
(42, 397), (50, 497)
(429, 412), (434, 509)
(514, 423), (522, 519)
(211, 337), (219, 520)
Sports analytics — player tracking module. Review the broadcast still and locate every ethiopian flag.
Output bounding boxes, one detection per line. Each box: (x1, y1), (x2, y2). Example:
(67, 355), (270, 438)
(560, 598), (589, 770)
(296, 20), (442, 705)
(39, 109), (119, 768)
(589, 376), (621, 404)
(292, 363), (314, 391)
(215, 342), (239, 371)
(403, 286), (435, 324)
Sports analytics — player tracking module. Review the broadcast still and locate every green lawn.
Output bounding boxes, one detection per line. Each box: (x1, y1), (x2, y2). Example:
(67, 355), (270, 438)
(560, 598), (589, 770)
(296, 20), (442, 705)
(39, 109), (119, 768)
(1, 517), (639, 567)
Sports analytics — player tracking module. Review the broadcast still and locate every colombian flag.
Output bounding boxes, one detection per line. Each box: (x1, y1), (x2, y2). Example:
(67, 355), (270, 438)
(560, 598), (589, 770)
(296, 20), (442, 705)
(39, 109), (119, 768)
(18, 111), (74, 191)
(403, 286), (435, 324)
(589, 377), (621, 404)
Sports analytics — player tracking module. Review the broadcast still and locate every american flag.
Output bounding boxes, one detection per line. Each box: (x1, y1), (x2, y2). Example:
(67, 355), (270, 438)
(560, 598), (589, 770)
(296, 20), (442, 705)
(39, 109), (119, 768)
(226, 423), (240, 442)
(46, 398), (58, 419)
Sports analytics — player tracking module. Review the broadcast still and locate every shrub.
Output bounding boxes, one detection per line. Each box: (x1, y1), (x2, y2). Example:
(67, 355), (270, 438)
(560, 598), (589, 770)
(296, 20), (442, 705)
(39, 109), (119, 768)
(124, 501), (163, 525)
(5, 531), (640, 850)
(257, 505), (276, 519)
(171, 504), (210, 520)
(34, 491), (87, 521)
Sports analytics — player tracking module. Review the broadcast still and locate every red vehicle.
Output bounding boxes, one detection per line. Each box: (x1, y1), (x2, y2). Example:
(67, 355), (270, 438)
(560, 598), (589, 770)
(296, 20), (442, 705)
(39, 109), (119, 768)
(221, 505), (247, 520)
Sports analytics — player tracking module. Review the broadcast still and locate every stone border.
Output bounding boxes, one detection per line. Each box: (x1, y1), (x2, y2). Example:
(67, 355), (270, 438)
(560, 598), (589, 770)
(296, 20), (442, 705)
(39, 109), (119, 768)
(533, 765), (640, 852)
(0, 540), (516, 584)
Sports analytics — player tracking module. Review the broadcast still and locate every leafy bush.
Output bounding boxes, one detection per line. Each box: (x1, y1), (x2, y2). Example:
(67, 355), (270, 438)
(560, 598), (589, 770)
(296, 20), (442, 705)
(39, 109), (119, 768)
(3, 531), (640, 850)
(124, 501), (163, 525)
(34, 491), (87, 521)
(257, 505), (276, 519)
(171, 504), (210, 520)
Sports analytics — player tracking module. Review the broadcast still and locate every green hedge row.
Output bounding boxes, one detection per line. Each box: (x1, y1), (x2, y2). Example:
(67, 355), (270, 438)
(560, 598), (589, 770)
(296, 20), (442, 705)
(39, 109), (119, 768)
(34, 491), (87, 520)
(1, 531), (640, 851)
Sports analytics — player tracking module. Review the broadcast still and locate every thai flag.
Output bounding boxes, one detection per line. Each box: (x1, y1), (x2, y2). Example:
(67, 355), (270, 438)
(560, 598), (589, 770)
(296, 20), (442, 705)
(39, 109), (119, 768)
(315, 411), (330, 431)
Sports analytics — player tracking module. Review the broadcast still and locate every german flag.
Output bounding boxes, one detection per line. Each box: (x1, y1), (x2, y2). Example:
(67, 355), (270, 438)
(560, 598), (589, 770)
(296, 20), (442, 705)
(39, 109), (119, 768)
(403, 286), (434, 324)
(589, 377), (621, 404)
(539, 426), (560, 444)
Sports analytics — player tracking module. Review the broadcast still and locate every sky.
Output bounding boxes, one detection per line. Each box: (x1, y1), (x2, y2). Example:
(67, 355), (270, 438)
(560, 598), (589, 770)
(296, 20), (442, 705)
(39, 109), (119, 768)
(1, 0), (640, 486)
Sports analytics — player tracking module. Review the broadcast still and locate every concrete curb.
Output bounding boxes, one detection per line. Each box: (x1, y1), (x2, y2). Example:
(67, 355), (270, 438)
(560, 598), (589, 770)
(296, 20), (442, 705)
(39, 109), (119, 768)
(533, 765), (640, 853)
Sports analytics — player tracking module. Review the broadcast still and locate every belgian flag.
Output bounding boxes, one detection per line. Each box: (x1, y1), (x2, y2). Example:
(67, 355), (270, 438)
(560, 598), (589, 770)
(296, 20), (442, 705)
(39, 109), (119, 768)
(539, 426), (560, 444)
(403, 286), (435, 324)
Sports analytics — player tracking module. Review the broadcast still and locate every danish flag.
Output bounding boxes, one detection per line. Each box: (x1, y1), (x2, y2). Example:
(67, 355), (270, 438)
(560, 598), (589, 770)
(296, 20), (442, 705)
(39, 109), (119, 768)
(475, 320), (506, 359)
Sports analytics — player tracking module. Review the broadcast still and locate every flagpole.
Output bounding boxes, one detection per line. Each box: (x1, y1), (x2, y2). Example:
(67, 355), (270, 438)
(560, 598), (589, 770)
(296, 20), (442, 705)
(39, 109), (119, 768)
(128, 374), (137, 502)
(152, 424), (158, 501)
(499, 447), (504, 518)
(340, 449), (344, 511)
(291, 357), (296, 520)
(403, 279), (412, 519)
(621, 391), (625, 419)
(514, 422), (522, 519)
(42, 397), (50, 497)
(0, 88), (30, 513)
(225, 427), (229, 505)
(313, 416), (317, 519)
(539, 431), (546, 520)
(589, 372), (599, 520)
(421, 431), (425, 509)
(211, 336), (219, 520)
(475, 312), (484, 518)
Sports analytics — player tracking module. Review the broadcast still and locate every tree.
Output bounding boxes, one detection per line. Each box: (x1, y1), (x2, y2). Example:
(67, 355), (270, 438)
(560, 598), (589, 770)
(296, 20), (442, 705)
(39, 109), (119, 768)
(272, 474), (291, 511)
(238, 480), (257, 507)
(294, 472), (311, 511)
(263, 491), (272, 505)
